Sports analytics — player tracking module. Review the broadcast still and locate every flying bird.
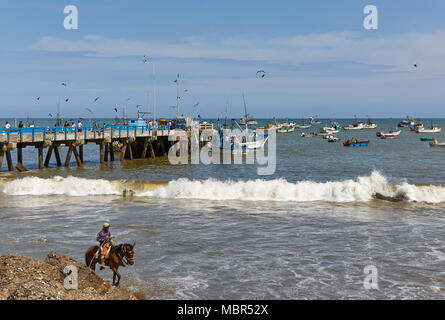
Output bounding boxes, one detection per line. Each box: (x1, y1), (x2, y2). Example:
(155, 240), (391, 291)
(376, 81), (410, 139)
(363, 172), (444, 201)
(127, 97), (131, 101)
(86, 108), (93, 113)
(413, 64), (418, 68)
(256, 70), (266, 78)
(142, 55), (149, 63)
(48, 113), (53, 117)
(65, 98), (69, 102)
(61, 82), (67, 86)
(193, 102), (200, 108)
(36, 97), (40, 100)
(114, 108), (118, 113)
(94, 97), (100, 102)
(184, 89), (188, 93)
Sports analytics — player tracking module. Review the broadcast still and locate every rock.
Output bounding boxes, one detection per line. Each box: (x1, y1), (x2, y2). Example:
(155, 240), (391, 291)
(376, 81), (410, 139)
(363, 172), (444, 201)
(373, 192), (409, 202)
(0, 253), (137, 300)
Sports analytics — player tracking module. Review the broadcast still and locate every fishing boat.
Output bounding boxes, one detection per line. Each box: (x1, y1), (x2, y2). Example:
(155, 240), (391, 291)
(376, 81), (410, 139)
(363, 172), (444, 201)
(301, 132), (317, 137)
(239, 94), (258, 125)
(429, 140), (445, 148)
(343, 121), (365, 130)
(276, 125), (295, 133)
(294, 118), (312, 129)
(398, 116), (415, 128)
(416, 121), (441, 133)
(209, 127), (268, 153)
(254, 123), (276, 133)
(410, 122), (423, 131)
(309, 116), (321, 124)
(364, 118), (378, 129)
(328, 136), (340, 142)
(295, 123), (312, 129)
(321, 121), (341, 133)
(343, 139), (369, 147)
(323, 134), (337, 140)
(316, 131), (333, 137)
(376, 130), (401, 139)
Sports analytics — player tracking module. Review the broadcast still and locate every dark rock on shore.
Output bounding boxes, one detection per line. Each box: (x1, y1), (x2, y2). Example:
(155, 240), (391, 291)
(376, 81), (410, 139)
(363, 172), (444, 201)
(373, 192), (410, 202)
(0, 252), (138, 300)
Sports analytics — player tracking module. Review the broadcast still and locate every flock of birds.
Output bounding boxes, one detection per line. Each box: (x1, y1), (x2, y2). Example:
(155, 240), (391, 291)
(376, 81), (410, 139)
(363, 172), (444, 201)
(34, 60), (419, 119)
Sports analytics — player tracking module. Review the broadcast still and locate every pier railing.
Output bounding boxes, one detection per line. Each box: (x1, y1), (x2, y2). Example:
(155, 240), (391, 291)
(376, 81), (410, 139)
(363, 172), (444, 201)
(0, 125), (171, 144)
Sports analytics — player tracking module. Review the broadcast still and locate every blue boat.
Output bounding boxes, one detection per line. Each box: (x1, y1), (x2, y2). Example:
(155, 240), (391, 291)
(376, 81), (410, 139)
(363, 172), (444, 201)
(420, 137), (434, 141)
(343, 140), (369, 147)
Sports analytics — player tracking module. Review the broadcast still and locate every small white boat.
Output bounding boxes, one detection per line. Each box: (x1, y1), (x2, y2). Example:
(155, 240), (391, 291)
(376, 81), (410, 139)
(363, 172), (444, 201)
(276, 125), (295, 133)
(323, 134), (337, 140)
(343, 121), (365, 130)
(328, 136), (340, 142)
(430, 140), (445, 148)
(416, 122), (441, 133)
(364, 118), (378, 129)
(377, 130), (401, 138)
(309, 116), (321, 124)
(301, 132), (317, 137)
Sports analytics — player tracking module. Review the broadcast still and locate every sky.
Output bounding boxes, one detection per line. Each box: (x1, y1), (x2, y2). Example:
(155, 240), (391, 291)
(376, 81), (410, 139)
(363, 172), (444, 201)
(0, 0), (445, 119)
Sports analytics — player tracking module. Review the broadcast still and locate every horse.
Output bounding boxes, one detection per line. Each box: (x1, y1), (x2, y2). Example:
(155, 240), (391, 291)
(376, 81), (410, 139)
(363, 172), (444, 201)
(85, 243), (135, 286)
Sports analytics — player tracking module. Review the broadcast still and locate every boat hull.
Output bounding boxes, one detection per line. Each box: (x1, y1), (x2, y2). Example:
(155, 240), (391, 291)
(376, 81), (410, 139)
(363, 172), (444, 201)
(343, 140), (370, 147)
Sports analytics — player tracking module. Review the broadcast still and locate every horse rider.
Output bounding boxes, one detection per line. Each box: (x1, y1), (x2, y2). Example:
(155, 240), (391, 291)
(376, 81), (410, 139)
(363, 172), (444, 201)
(96, 222), (114, 270)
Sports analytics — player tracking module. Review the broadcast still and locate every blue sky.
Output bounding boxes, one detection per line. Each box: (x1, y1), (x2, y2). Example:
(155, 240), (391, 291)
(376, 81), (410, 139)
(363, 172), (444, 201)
(1, 0), (445, 119)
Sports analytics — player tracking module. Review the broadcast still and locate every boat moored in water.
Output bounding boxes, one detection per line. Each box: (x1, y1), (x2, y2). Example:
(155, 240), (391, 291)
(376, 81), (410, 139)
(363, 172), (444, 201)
(343, 121), (365, 130)
(416, 122), (441, 133)
(343, 139), (370, 147)
(376, 130), (401, 139)
(429, 140), (445, 147)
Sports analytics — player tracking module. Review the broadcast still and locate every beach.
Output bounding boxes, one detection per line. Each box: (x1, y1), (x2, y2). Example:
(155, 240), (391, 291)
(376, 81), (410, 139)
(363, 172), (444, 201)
(2, 118), (445, 299)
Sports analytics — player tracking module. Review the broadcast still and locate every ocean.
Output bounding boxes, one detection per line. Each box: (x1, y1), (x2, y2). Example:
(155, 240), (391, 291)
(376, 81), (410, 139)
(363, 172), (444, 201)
(1, 118), (445, 299)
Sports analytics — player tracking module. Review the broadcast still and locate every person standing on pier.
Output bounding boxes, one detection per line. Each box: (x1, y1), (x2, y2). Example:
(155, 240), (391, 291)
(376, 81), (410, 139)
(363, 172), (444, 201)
(4, 122), (11, 129)
(96, 222), (114, 270)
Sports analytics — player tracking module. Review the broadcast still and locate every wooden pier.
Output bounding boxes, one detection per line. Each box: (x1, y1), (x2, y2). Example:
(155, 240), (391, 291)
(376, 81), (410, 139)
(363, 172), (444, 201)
(0, 125), (177, 172)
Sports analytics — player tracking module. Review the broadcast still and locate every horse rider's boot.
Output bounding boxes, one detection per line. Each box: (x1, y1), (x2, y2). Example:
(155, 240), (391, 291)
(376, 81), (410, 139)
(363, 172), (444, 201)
(99, 256), (105, 270)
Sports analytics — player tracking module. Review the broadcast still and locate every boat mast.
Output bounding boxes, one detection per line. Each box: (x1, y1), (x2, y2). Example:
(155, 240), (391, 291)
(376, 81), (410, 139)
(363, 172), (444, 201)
(242, 93), (248, 122)
(225, 100), (229, 129)
(153, 64), (157, 123)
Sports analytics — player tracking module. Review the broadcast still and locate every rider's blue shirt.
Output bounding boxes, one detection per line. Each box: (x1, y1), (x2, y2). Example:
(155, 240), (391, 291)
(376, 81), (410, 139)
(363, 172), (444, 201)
(96, 229), (111, 244)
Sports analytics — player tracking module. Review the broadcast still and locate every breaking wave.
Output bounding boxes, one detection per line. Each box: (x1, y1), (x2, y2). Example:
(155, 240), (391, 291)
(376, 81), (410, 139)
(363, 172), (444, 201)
(1, 172), (445, 203)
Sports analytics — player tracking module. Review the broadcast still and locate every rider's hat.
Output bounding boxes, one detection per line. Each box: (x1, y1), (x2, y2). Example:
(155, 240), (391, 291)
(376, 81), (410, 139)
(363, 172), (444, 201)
(103, 222), (110, 228)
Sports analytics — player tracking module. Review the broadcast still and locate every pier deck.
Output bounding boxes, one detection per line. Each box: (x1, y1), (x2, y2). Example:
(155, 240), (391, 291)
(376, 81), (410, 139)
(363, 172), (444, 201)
(0, 125), (176, 172)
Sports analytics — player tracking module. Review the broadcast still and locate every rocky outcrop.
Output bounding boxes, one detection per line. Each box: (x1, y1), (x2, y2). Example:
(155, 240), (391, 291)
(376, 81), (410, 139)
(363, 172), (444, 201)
(0, 252), (138, 300)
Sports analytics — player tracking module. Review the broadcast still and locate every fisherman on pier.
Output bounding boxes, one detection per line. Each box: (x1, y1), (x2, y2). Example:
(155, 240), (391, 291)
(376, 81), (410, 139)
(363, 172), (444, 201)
(96, 222), (114, 270)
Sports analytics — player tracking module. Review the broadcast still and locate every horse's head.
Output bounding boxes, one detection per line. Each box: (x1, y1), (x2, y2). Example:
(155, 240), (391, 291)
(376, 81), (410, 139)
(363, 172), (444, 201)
(122, 243), (135, 265)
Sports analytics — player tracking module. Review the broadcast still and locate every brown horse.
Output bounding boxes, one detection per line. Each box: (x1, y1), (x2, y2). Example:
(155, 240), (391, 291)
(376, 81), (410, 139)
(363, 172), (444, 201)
(85, 243), (135, 286)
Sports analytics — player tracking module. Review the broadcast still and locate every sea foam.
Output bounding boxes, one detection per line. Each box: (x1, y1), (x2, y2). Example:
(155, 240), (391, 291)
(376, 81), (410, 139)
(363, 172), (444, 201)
(1, 172), (445, 203)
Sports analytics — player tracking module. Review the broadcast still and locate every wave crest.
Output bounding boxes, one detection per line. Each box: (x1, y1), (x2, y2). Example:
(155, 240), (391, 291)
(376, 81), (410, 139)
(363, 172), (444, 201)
(1, 172), (445, 203)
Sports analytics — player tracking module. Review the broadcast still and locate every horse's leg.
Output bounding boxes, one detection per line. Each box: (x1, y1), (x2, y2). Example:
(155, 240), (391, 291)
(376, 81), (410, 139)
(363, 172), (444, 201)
(116, 270), (121, 287)
(111, 266), (120, 287)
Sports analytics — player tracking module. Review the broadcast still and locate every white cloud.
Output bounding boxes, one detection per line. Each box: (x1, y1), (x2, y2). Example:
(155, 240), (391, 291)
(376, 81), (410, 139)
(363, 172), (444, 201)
(31, 30), (445, 76)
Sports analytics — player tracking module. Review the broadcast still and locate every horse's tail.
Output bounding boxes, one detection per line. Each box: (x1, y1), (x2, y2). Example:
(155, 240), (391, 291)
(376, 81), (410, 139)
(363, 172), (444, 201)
(85, 246), (97, 268)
